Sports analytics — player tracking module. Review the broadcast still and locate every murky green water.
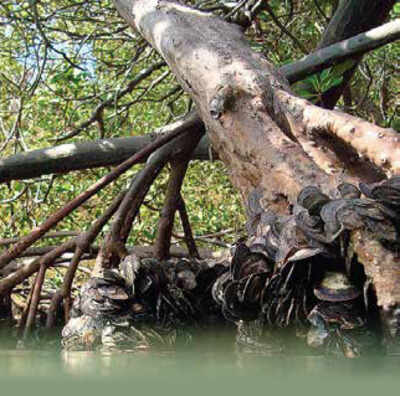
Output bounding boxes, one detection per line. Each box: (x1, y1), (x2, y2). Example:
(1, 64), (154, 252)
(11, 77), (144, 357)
(0, 329), (399, 394)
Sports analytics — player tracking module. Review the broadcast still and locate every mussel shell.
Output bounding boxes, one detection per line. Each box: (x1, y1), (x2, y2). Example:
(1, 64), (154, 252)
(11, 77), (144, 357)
(297, 186), (330, 216)
(360, 177), (400, 209)
(230, 242), (251, 279)
(320, 200), (344, 233)
(176, 269), (197, 290)
(337, 183), (361, 199)
(120, 253), (141, 288)
(223, 281), (259, 321)
(314, 272), (361, 302)
(249, 242), (273, 262)
(211, 271), (231, 306)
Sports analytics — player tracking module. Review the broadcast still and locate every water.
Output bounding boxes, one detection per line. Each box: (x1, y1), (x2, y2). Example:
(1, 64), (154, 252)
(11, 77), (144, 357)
(0, 329), (399, 394)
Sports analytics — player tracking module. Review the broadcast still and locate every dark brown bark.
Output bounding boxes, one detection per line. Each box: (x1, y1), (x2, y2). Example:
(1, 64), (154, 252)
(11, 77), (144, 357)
(154, 162), (190, 261)
(95, 118), (205, 269)
(0, 240), (76, 296)
(177, 194), (200, 259)
(24, 263), (47, 337)
(55, 190), (126, 326)
(154, 130), (203, 260)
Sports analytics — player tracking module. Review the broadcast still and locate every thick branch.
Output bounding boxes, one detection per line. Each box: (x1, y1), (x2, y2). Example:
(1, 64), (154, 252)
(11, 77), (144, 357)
(281, 19), (400, 83)
(0, 124), (212, 183)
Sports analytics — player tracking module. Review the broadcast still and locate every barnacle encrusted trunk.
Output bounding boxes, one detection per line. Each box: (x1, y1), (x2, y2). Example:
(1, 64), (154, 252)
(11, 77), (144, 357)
(113, 0), (400, 334)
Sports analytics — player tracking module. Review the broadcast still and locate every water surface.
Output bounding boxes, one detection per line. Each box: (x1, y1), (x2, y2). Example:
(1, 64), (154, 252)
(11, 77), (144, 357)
(0, 329), (399, 394)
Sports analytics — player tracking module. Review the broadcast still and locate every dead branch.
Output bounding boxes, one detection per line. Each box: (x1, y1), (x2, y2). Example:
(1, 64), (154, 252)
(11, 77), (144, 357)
(0, 130), (212, 184)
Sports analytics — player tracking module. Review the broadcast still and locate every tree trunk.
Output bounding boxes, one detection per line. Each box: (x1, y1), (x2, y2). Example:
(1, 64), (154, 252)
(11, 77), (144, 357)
(112, 0), (400, 337)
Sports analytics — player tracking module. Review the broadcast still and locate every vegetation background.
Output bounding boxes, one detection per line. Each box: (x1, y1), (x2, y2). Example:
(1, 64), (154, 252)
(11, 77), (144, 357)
(0, 0), (398, 275)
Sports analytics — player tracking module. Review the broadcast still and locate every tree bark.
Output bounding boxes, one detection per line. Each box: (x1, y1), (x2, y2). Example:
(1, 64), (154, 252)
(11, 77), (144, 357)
(2, 18), (397, 183)
(0, 127), (212, 183)
(112, 0), (400, 326)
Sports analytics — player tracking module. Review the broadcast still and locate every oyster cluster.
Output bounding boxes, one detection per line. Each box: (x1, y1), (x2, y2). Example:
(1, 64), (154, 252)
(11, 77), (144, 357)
(62, 256), (226, 351)
(62, 177), (400, 356)
(210, 177), (400, 356)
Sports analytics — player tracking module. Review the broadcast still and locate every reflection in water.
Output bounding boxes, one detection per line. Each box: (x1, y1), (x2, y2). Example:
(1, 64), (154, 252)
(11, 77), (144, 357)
(0, 330), (400, 391)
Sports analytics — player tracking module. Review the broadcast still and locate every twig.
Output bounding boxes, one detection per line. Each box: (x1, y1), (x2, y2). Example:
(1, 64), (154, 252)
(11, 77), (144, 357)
(56, 61), (166, 141)
(0, 231), (80, 247)
(264, 2), (308, 54)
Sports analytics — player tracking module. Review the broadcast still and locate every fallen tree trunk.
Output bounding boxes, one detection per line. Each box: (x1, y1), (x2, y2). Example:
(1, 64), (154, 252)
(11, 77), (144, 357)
(1, 18), (398, 183)
(113, 0), (400, 335)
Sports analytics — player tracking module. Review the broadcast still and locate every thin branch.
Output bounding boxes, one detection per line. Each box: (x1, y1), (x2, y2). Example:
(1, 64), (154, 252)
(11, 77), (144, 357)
(263, 2), (308, 54)
(56, 61), (166, 141)
(0, 113), (200, 270)
(0, 231), (79, 247)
